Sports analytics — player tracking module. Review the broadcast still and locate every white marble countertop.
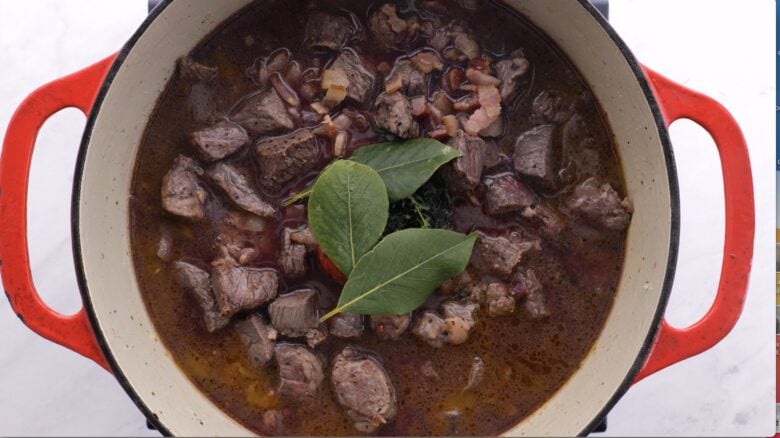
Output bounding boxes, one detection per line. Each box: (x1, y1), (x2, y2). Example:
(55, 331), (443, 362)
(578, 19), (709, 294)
(0, 0), (774, 436)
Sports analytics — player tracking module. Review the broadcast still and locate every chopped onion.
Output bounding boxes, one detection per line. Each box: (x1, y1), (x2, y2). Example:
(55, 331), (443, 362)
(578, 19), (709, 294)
(322, 85), (347, 107)
(321, 69), (350, 89)
(453, 33), (480, 59)
(443, 115), (460, 137)
(310, 101), (329, 115)
(266, 49), (290, 73)
(334, 131), (348, 157)
(466, 68), (501, 86)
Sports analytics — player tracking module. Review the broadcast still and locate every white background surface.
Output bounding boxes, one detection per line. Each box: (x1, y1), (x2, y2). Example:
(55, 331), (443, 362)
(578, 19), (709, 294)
(0, 0), (774, 436)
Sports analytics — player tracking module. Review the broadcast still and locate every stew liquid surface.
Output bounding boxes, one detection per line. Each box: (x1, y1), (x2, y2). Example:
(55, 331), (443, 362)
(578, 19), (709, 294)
(130, 0), (629, 435)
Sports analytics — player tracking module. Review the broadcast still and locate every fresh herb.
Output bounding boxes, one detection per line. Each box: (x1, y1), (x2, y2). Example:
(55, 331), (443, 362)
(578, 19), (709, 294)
(350, 138), (462, 202)
(320, 229), (477, 321)
(308, 160), (389, 276)
(385, 176), (452, 235)
(283, 138), (460, 205)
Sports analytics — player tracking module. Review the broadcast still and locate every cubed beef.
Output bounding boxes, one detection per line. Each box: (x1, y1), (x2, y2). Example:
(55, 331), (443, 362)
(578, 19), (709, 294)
(331, 346), (397, 433)
(330, 50), (377, 106)
(190, 120), (249, 161)
(565, 177), (632, 231)
(483, 281), (515, 316)
(370, 314), (411, 340)
(275, 343), (324, 398)
(495, 50), (529, 100)
(463, 356), (484, 391)
(513, 124), (557, 187)
(279, 226), (316, 279)
(443, 131), (485, 192)
(255, 129), (320, 191)
(521, 201), (566, 236)
(269, 289), (322, 341)
(211, 256), (278, 319)
(259, 410), (285, 436)
(369, 3), (415, 50)
(470, 231), (540, 277)
(161, 155), (208, 220)
(513, 269), (550, 320)
(178, 57), (217, 81)
(386, 60), (427, 97)
(305, 11), (353, 51)
(232, 88), (296, 135)
(207, 162), (276, 218)
(412, 311), (447, 348)
(373, 92), (417, 138)
(484, 173), (537, 215)
(328, 313), (364, 339)
(234, 314), (278, 369)
(173, 261), (229, 332)
(532, 90), (575, 124)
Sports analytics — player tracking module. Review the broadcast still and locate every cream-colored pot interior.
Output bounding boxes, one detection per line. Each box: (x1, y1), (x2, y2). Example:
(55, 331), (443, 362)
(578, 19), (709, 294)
(75, 0), (675, 436)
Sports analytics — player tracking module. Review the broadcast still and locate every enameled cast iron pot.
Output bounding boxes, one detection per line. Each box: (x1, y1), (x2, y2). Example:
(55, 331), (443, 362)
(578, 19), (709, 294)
(0, 1), (755, 436)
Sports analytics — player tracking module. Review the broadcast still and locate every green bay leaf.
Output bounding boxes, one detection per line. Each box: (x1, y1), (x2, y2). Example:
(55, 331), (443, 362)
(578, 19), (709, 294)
(308, 160), (389, 276)
(321, 229), (477, 320)
(350, 138), (461, 202)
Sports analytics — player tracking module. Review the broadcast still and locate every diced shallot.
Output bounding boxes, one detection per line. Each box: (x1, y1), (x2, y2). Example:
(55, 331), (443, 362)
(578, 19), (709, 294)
(310, 102), (329, 115)
(267, 49), (290, 73)
(466, 68), (501, 86)
(386, 73), (404, 94)
(429, 128), (449, 140)
(453, 33), (480, 59)
(411, 96), (428, 117)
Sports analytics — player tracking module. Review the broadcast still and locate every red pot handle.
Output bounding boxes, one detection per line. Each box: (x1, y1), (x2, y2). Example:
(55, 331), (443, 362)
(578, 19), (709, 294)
(634, 66), (754, 382)
(0, 55), (117, 371)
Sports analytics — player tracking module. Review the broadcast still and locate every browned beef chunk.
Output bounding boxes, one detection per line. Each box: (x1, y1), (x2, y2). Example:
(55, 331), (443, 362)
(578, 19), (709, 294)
(330, 50), (377, 106)
(232, 88), (296, 135)
(373, 92), (417, 138)
(259, 410), (285, 436)
(173, 261), (229, 332)
(532, 90), (575, 124)
(207, 162), (276, 218)
(269, 289), (326, 347)
(387, 60), (427, 96)
(412, 311), (447, 348)
(470, 231), (539, 277)
(514, 124), (557, 187)
(178, 57), (217, 81)
(463, 356), (484, 391)
(234, 314), (278, 369)
(512, 269), (550, 320)
(211, 256), (278, 319)
(279, 226), (316, 279)
(275, 343), (324, 398)
(484, 173), (537, 215)
(483, 281), (515, 316)
(328, 313), (364, 339)
(255, 129), (320, 191)
(305, 11), (353, 51)
(495, 50), (529, 100)
(331, 346), (397, 433)
(520, 201), (566, 236)
(370, 314), (411, 340)
(161, 155), (208, 220)
(565, 177), (632, 231)
(443, 131), (485, 192)
(190, 120), (249, 162)
(369, 3), (416, 50)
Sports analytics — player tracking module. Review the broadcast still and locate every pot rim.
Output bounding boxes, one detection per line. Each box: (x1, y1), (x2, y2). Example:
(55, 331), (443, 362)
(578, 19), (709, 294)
(70, 1), (681, 436)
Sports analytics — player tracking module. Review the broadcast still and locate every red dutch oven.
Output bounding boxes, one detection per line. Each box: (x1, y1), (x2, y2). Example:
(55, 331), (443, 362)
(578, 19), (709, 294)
(0, 1), (754, 436)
